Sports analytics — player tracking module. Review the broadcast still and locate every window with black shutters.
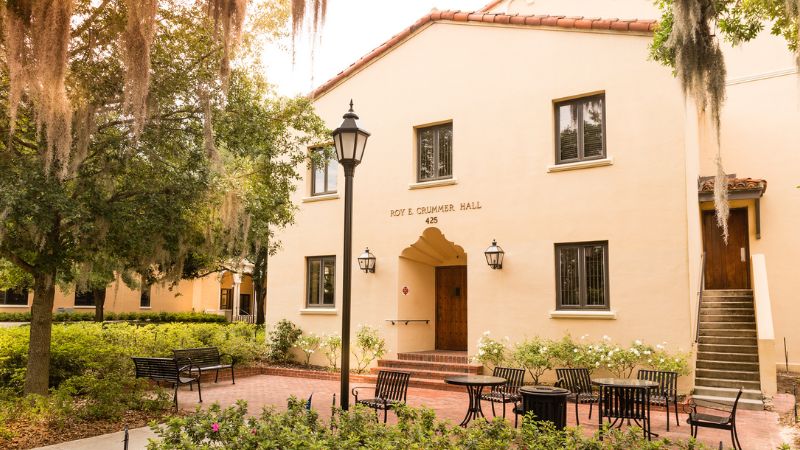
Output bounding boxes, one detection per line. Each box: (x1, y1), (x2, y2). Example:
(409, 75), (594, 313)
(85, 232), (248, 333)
(555, 242), (609, 310)
(417, 123), (453, 182)
(0, 288), (28, 305)
(555, 94), (606, 164)
(311, 147), (337, 195)
(307, 256), (335, 307)
(74, 289), (95, 306)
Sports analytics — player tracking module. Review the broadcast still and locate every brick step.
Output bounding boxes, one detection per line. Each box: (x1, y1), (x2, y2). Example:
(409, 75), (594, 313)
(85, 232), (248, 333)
(692, 386), (763, 401)
(698, 343), (758, 354)
(697, 314), (755, 323)
(695, 351), (759, 363)
(698, 335), (757, 346)
(698, 321), (756, 330)
(695, 359), (760, 372)
(699, 328), (757, 338)
(691, 394), (764, 411)
(377, 359), (482, 374)
(695, 368), (760, 382)
(397, 351), (469, 364)
(370, 366), (478, 381)
(695, 377), (761, 390)
(702, 290), (753, 298)
(699, 307), (754, 316)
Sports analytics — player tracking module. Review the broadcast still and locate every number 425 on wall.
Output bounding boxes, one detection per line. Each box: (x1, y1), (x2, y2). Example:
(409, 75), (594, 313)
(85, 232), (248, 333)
(425, 216), (438, 224)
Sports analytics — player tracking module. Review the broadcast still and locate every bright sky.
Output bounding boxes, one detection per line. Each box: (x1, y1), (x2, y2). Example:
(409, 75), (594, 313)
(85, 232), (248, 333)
(261, 0), (489, 96)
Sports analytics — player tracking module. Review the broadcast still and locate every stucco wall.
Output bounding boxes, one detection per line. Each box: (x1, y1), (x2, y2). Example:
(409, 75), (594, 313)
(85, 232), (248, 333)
(267, 22), (692, 373)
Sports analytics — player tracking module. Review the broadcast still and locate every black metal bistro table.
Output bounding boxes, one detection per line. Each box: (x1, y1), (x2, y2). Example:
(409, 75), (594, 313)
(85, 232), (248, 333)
(592, 378), (660, 439)
(444, 375), (507, 427)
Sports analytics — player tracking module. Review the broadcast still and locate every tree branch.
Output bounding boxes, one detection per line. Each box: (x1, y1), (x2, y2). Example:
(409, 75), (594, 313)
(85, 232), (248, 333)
(0, 248), (36, 274)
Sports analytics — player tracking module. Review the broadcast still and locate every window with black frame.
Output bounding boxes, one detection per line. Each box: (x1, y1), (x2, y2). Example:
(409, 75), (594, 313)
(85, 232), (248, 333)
(0, 288), (28, 306)
(74, 289), (95, 306)
(555, 94), (606, 164)
(555, 241), (609, 310)
(417, 123), (453, 182)
(140, 285), (151, 308)
(307, 256), (335, 308)
(311, 147), (338, 196)
(220, 288), (232, 310)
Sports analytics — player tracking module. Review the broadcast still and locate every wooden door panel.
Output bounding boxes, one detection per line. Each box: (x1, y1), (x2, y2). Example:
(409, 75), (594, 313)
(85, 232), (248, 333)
(702, 208), (750, 289)
(435, 266), (467, 350)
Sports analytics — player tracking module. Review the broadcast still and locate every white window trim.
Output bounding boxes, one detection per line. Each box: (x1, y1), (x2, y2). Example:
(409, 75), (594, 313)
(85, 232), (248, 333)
(302, 193), (340, 203)
(139, 306), (152, 310)
(300, 308), (337, 315)
(408, 177), (458, 190)
(0, 304), (29, 308)
(549, 310), (617, 320)
(73, 306), (96, 309)
(547, 156), (613, 173)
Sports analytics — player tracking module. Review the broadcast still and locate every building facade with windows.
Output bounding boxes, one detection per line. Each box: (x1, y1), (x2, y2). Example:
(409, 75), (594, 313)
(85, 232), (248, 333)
(266, 0), (799, 405)
(0, 270), (256, 319)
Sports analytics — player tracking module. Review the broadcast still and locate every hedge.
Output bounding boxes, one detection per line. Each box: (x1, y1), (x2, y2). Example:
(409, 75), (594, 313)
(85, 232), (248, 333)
(0, 311), (227, 323)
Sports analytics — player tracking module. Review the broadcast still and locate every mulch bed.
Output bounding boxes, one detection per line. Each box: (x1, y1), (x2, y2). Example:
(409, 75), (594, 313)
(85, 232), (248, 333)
(2, 409), (182, 450)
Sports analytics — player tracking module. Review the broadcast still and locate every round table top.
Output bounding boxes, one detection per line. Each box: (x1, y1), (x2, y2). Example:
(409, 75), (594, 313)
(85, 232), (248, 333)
(520, 385), (570, 395)
(591, 378), (659, 388)
(444, 375), (507, 386)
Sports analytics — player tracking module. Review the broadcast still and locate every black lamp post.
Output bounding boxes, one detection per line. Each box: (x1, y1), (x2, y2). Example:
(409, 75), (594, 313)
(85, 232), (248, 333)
(484, 239), (504, 269)
(332, 100), (370, 410)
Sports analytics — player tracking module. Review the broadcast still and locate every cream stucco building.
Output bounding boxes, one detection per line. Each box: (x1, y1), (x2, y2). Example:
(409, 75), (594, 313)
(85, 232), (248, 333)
(264, 0), (799, 409)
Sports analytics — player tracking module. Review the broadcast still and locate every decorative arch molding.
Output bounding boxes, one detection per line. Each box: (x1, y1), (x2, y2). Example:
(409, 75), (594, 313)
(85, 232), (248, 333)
(400, 227), (467, 266)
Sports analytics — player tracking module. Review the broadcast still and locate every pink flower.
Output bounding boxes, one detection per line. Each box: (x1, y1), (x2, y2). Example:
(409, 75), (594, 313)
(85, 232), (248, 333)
(211, 422), (220, 432)
(251, 428), (257, 435)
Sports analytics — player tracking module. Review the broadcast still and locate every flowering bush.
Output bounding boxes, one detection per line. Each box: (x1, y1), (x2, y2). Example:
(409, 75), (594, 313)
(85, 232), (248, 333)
(295, 333), (321, 366)
(267, 319), (302, 363)
(512, 337), (554, 385)
(473, 331), (509, 368)
(147, 399), (713, 449)
(320, 333), (342, 372)
(648, 342), (692, 376)
(353, 325), (386, 373)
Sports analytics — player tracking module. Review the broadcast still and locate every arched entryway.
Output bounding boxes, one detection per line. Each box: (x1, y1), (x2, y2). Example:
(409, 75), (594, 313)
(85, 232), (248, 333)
(397, 227), (467, 351)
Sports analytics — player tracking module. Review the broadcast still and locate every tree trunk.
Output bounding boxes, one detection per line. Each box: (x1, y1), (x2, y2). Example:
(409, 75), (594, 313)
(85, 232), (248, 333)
(24, 269), (57, 395)
(93, 289), (106, 322)
(253, 246), (268, 325)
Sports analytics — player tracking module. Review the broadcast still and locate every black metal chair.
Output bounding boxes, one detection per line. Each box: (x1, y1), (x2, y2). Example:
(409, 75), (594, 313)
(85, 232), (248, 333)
(637, 369), (679, 431)
(352, 370), (411, 423)
(555, 368), (598, 425)
(686, 388), (743, 450)
(479, 366), (525, 420)
(598, 384), (653, 441)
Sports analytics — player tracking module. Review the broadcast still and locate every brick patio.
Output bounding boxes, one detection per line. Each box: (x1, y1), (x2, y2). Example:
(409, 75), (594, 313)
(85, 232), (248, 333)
(177, 373), (794, 448)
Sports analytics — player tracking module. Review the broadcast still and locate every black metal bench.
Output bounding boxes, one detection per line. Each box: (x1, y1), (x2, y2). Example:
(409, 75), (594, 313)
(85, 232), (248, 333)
(352, 370), (411, 423)
(132, 357), (201, 409)
(173, 347), (236, 384)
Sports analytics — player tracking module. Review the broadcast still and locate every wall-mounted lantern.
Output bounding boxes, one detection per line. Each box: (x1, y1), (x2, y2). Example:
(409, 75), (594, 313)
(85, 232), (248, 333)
(484, 239), (504, 270)
(358, 247), (376, 273)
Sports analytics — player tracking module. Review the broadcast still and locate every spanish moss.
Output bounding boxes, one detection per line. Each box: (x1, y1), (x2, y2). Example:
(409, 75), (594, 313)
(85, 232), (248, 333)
(123, 0), (158, 137)
(207, 0), (248, 86)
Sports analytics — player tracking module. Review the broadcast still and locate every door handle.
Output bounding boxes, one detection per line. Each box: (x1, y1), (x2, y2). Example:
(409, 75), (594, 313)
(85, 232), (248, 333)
(740, 247), (746, 262)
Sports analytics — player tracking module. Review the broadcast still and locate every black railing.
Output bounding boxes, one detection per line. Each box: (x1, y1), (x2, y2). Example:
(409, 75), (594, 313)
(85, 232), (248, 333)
(385, 319), (430, 325)
(695, 253), (706, 343)
(233, 314), (255, 323)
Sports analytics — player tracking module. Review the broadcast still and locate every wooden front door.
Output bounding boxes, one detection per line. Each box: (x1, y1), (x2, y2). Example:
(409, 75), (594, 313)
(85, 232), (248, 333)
(702, 208), (751, 289)
(435, 266), (467, 351)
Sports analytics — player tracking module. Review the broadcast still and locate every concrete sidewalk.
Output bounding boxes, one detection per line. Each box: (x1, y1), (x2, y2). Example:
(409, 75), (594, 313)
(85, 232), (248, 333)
(34, 427), (156, 450)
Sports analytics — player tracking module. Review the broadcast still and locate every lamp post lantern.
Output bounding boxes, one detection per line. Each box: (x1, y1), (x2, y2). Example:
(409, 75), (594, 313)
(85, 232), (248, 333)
(484, 239), (504, 269)
(332, 100), (370, 410)
(358, 248), (376, 273)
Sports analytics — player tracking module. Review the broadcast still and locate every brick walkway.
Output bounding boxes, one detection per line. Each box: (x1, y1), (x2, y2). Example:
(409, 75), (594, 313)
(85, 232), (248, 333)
(178, 374), (794, 448)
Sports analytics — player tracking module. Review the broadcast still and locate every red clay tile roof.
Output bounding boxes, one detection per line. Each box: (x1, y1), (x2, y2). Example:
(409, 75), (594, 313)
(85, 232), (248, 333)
(310, 10), (657, 99)
(699, 177), (768, 194)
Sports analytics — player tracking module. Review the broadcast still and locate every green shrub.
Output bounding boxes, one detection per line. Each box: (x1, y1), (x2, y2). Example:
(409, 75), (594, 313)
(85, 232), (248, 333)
(267, 319), (302, 363)
(353, 325), (386, 373)
(295, 333), (321, 366)
(473, 331), (509, 368)
(512, 337), (555, 385)
(147, 399), (712, 449)
(320, 333), (341, 371)
(0, 311), (227, 323)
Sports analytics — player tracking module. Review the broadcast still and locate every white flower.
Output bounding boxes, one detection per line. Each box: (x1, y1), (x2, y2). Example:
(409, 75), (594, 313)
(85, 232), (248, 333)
(656, 344), (664, 350)
(483, 331), (491, 336)
(643, 350), (651, 355)
(573, 348), (578, 353)
(675, 358), (680, 362)
(634, 340), (642, 346)
(602, 335), (611, 341)
(580, 334), (589, 340)
(659, 358), (665, 363)
(595, 362), (600, 367)
(540, 346), (548, 354)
